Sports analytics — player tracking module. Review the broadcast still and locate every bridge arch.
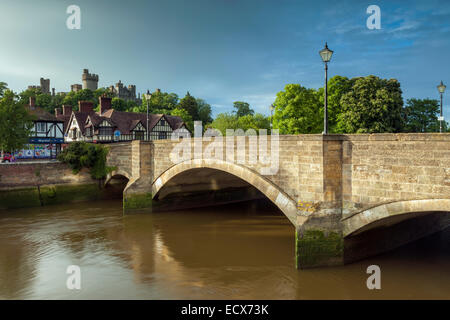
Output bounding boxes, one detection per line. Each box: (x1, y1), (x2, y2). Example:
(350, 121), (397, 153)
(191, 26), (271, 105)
(343, 199), (450, 237)
(105, 169), (131, 186)
(151, 159), (298, 225)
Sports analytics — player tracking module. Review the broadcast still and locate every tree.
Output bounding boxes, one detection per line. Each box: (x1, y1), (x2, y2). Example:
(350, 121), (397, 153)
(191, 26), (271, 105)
(170, 106), (193, 131)
(196, 98), (213, 124)
(134, 90), (179, 113)
(36, 93), (52, 111)
(272, 84), (322, 134)
(233, 101), (254, 118)
(94, 88), (115, 101)
(178, 92), (199, 120)
(62, 89), (95, 110)
(210, 113), (239, 135)
(0, 90), (34, 152)
(402, 98), (440, 132)
(237, 113), (270, 132)
(317, 76), (353, 133)
(336, 76), (404, 133)
(111, 97), (128, 112)
(0, 81), (7, 98)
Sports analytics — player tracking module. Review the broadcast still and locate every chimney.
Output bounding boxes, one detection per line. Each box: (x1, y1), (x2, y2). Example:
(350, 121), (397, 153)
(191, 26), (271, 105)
(99, 94), (112, 114)
(62, 105), (72, 116)
(29, 96), (36, 109)
(52, 88), (55, 96)
(78, 101), (94, 113)
(55, 108), (62, 117)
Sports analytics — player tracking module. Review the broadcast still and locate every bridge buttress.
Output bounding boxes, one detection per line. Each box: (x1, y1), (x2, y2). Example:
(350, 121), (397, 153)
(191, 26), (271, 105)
(295, 138), (344, 268)
(122, 140), (153, 212)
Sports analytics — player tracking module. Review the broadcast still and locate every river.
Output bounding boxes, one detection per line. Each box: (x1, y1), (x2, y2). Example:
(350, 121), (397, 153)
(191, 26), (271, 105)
(0, 199), (449, 299)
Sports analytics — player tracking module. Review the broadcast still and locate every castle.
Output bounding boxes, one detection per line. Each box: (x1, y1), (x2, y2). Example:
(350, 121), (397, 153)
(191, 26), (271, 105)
(28, 77), (51, 94)
(30, 69), (141, 103)
(108, 80), (139, 102)
(81, 69), (99, 91)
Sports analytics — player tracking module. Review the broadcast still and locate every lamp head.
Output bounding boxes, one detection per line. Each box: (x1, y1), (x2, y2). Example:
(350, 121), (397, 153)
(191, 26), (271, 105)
(437, 81), (446, 94)
(143, 89), (152, 100)
(319, 42), (334, 63)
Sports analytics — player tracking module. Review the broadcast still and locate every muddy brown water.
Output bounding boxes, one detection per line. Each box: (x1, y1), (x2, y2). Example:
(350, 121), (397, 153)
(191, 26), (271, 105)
(0, 199), (449, 299)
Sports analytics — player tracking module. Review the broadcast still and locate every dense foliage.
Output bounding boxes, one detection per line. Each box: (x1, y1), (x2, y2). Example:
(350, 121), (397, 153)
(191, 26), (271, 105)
(0, 89), (34, 152)
(271, 75), (438, 134)
(57, 142), (115, 180)
(211, 101), (271, 135)
(402, 98), (445, 132)
(272, 84), (322, 134)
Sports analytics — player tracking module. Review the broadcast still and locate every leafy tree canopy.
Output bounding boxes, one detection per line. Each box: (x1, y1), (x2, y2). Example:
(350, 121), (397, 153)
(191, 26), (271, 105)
(402, 98), (441, 133)
(178, 92), (199, 120)
(0, 81), (8, 98)
(272, 84), (322, 134)
(336, 76), (404, 133)
(233, 101), (254, 118)
(210, 112), (270, 135)
(0, 90), (34, 152)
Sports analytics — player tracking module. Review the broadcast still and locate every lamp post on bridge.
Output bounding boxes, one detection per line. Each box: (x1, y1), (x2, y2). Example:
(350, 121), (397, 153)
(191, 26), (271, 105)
(319, 42), (334, 135)
(143, 90), (152, 141)
(437, 81), (446, 133)
(270, 104), (275, 131)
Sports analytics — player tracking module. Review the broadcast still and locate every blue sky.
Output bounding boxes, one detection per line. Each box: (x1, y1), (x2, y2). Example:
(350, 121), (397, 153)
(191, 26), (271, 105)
(1, 0), (449, 119)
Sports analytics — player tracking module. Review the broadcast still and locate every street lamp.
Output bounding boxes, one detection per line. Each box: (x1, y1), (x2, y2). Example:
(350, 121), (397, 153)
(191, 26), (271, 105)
(319, 42), (334, 134)
(143, 90), (152, 141)
(270, 104), (275, 131)
(437, 81), (446, 133)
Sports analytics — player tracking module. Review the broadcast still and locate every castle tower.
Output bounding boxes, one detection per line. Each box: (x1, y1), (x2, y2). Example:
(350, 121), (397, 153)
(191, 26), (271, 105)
(82, 69), (99, 91)
(40, 78), (50, 94)
(128, 85), (136, 99)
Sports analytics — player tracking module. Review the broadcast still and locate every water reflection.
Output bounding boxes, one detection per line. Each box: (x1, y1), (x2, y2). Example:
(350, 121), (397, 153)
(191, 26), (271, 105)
(0, 200), (449, 299)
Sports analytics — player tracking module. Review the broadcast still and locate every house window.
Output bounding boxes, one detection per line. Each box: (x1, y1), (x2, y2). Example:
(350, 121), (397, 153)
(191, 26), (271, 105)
(158, 131), (166, 140)
(135, 131), (145, 140)
(36, 122), (46, 132)
(71, 128), (78, 139)
(99, 127), (113, 136)
(160, 119), (166, 126)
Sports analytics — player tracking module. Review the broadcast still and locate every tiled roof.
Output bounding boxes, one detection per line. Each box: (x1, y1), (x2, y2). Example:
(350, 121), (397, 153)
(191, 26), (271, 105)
(66, 108), (186, 136)
(27, 106), (63, 123)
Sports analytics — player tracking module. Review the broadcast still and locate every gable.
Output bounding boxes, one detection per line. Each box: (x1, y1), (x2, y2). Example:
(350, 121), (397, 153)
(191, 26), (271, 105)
(152, 116), (173, 132)
(100, 120), (112, 127)
(132, 122), (146, 131)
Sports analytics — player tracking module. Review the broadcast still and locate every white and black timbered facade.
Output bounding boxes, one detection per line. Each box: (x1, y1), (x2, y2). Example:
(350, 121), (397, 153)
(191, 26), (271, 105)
(63, 96), (189, 144)
(14, 97), (65, 159)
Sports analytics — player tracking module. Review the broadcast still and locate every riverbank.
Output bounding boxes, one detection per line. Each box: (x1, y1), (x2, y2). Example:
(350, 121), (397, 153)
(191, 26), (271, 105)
(0, 161), (122, 210)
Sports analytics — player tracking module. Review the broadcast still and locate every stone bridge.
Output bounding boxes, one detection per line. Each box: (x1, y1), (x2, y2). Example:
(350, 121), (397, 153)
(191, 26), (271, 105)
(105, 133), (450, 268)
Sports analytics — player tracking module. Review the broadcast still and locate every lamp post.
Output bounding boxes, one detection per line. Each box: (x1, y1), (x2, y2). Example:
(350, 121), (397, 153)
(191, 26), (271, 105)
(270, 104), (275, 131)
(143, 90), (152, 141)
(319, 42), (334, 134)
(437, 81), (446, 133)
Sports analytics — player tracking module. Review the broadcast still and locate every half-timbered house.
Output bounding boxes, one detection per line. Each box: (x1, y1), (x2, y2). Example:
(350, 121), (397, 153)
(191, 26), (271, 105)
(63, 95), (189, 143)
(14, 97), (65, 159)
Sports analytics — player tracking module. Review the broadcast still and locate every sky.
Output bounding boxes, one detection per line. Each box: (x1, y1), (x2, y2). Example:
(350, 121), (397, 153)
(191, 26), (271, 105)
(0, 0), (449, 119)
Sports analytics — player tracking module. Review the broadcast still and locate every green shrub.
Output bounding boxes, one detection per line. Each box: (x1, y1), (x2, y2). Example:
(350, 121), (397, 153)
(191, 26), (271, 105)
(57, 142), (115, 179)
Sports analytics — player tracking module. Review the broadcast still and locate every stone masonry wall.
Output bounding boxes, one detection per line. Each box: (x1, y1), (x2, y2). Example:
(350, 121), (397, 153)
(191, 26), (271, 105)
(342, 133), (450, 218)
(0, 162), (92, 189)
